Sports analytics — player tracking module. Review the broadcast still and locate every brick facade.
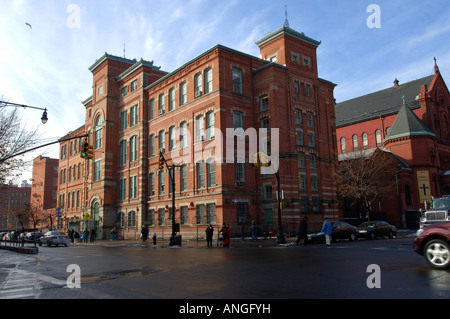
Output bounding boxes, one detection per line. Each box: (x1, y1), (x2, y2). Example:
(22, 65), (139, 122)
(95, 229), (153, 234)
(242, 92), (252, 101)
(58, 25), (339, 239)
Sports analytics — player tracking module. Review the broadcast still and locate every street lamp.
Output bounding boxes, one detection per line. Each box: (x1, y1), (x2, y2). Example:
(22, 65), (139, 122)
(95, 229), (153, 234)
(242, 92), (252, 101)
(0, 101), (49, 124)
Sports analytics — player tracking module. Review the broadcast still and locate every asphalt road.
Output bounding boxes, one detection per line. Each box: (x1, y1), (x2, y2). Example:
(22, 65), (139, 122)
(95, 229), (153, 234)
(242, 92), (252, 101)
(0, 236), (449, 302)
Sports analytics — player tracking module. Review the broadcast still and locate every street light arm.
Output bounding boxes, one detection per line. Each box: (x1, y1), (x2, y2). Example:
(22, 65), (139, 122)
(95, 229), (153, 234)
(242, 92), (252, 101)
(0, 101), (46, 112)
(0, 134), (88, 164)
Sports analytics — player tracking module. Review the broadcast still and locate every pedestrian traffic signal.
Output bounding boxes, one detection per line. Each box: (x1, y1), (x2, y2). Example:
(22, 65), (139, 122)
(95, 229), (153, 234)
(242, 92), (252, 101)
(80, 141), (94, 159)
(158, 153), (165, 170)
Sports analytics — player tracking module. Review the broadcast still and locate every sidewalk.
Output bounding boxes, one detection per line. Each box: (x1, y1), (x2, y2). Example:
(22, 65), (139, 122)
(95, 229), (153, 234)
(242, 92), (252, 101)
(73, 229), (417, 249)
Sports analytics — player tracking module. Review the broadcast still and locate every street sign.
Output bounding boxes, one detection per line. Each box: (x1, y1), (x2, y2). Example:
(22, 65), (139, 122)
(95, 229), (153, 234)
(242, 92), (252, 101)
(83, 213), (91, 220)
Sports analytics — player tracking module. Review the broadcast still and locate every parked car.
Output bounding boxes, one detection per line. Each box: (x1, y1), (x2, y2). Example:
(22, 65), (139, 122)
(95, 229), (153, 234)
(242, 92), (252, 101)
(414, 221), (450, 269)
(25, 232), (42, 242)
(308, 221), (358, 243)
(357, 221), (397, 239)
(39, 231), (70, 247)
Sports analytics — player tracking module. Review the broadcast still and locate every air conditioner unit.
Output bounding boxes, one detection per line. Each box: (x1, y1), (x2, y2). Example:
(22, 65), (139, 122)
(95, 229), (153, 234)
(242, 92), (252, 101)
(195, 90), (203, 98)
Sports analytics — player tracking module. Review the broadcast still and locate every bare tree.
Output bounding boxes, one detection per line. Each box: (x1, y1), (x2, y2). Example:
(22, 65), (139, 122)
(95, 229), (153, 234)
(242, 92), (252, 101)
(0, 101), (41, 184)
(336, 148), (399, 218)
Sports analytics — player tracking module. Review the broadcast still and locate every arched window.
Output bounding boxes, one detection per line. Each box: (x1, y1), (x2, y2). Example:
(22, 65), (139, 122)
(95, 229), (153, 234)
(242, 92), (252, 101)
(95, 115), (103, 149)
(128, 211), (136, 227)
(352, 134), (358, 151)
(340, 137), (346, 153)
(362, 132), (368, 149)
(375, 130), (382, 146)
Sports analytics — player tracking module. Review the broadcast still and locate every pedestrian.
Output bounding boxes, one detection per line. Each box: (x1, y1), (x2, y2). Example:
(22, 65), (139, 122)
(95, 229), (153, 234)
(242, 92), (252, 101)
(296, 216), (309, 246)
(90, 228), (96, 242)
(321, 217), (332, 247)
(219, 223), (231, 247)
(84, 229), (89, 243)
(69, 229), (74, 243)
(205, 224), (214, 247)
(111, 226), (117, 241)
(152, 232), (157, 245)
(74, 231), (80, 243)
(141, 226), (148, 242)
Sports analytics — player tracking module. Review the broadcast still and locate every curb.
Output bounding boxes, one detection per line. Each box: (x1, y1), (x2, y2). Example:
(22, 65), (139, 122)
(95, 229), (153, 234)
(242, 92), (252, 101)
(0, 245), (39, 254)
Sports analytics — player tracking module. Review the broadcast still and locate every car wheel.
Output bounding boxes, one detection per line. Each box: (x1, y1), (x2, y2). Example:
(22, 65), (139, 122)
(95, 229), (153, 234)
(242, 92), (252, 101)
(388, 231), (394, 239)
(349, 233), (356, 241)
(370, 232), (376, 240)
(424, 239), (450, 269)
(47, 242), (52, 247)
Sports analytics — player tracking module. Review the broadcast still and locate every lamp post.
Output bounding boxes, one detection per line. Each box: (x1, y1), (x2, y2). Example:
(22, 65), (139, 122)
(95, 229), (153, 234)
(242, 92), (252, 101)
(0, 101), (48, 124)
(159, 150), (182, 246)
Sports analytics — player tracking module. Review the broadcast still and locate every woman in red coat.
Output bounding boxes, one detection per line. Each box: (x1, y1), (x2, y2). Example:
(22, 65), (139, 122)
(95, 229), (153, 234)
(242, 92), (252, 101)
(220, 224), (231, 247)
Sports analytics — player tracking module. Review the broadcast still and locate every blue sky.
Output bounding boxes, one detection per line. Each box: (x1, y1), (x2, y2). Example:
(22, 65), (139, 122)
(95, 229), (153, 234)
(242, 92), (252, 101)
(1, 0), (450, 182)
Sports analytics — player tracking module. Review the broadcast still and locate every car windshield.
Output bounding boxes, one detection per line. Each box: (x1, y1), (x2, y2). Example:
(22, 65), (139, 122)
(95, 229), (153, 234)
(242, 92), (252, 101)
(430, 197), (450, 209)
(359, 222), (375, 228)
(46, 231), (64, 236)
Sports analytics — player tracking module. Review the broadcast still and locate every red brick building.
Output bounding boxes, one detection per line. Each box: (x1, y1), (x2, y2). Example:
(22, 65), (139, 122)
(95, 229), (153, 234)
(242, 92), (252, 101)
(30, 155), (59, 211)
(336, 61), (450, 228)
(58, 24), (339, 239)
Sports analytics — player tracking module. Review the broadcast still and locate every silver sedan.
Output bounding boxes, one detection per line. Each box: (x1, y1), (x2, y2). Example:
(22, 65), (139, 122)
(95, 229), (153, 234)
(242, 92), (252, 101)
(39, 231), (70, 247)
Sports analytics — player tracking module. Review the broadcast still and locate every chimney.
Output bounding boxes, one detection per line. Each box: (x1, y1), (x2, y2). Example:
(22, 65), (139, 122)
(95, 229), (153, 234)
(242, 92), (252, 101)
(393, 78), (399, 87)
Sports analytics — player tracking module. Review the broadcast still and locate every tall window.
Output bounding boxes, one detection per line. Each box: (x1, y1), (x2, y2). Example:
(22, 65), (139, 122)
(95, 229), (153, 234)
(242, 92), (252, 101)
(149, 99), (155, 120)
(232, 68), (242, 93)
(260, 95), (269, 110)
(362, 132), (368, 149)
(296, 130), (304, 146)
(180, 165), (188, 191)
(205, 68), (212, 94)
(149, 134), (155, 157)
(195, 73), (203, 95)
(180, 82), (187, 106)
(94, 160), (101, 181)
(196, 115), (204, 142)
(235, 163), (245, 185)
(196, 204), (205, 224)
(159, 130), (165, 151)
(120, 111), (127, 131)
(207, 203), (216, 224)
(159, 171), (165, 194)
(197, 161), (205, 188)
(119, 140), (127, 165)
(119, 178), (126, 200)
(129, 176), (137, 199)
(206, 111), (215, 139)
(149, 173), (155, 196)
(130, 105), (138, 126)
(180, 122), (187, 149)
(169, 126), (176, 151)
(340, 137), (346, 153)
(158, 94), (165, 115)
(129, 136), (137, 162)
(128, 211), (136, 226)
(307, 112), (314, 127)
(352, 134), (358, 151)
(95, 115), (103, 149)
(169, 88), (175, 111)
(207, 160), (216, 186)
(375, 130), (382, 146)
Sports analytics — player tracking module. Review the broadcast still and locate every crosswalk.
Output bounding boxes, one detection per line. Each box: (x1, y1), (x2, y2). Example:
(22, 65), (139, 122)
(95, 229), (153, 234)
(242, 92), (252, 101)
(0, 266), (41, 299)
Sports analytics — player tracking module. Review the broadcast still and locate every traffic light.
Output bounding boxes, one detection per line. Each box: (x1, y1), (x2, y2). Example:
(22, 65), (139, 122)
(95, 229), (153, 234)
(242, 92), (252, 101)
(252, 152), (271, 168)
(158, 153), (165, 170)
(80, 141), (94, 159)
